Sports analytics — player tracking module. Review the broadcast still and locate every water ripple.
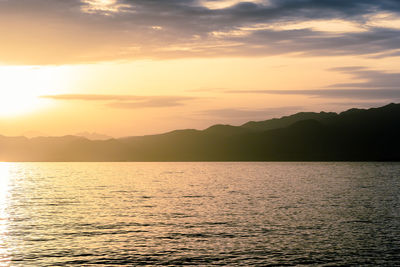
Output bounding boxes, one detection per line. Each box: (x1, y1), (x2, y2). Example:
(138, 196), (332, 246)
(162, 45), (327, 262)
(0, 162), (399, 266)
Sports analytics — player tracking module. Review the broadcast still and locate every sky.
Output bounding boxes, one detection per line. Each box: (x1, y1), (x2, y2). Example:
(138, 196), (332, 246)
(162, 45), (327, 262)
(1, 0), (400, 138)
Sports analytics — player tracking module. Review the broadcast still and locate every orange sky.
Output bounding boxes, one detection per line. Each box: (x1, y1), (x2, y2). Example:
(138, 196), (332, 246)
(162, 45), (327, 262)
(1, 0), (400, 138)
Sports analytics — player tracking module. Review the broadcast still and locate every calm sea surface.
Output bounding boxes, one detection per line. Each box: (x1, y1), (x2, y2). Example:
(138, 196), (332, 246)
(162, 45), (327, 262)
(0, 162), (399, 266)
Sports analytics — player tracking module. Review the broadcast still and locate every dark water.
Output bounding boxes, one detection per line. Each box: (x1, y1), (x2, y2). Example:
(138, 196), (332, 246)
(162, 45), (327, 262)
(0, 162), (400, 266)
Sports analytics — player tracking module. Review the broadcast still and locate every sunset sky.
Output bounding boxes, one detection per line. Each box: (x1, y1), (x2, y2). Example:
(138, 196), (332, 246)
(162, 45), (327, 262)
(1, 0), (400, 137)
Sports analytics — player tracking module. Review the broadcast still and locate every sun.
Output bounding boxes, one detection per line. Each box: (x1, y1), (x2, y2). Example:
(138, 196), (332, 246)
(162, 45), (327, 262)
(0, 66), (57, 117)
(0, 91), (42, 117)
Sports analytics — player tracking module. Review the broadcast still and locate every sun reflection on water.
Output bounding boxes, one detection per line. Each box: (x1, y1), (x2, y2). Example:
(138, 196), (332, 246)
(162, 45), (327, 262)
(0, 163), (11, 265)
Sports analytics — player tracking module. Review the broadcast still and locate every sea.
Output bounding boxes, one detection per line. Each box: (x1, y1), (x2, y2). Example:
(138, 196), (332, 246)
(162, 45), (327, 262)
(0, 162), (399, 266)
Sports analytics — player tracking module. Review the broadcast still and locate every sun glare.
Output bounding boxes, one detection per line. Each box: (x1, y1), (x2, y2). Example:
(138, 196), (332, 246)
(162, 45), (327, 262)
(0, 66), (58, 117)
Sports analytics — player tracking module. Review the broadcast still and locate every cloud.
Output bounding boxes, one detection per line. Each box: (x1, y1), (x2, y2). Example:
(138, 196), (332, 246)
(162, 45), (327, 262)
(226, 89), (400, 100)
(327, 66), (400, 89)
(41, 94), (197, 108)
(227, 67), (400, 100)
(326, 101), (391, 108)
(41, 94), (146, 101)
(107, 96), (196, 109)
(198, 106), (303, 118)
(187, 87), (228, 93)
(2, 0), (400, 64)
(227, 89), (400, 100)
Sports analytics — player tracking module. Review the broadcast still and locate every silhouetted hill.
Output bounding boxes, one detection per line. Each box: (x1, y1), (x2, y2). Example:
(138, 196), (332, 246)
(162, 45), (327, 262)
(204, 124), (252, 136)
(241, 111), (337, 131)
(1, 103), (400, 161)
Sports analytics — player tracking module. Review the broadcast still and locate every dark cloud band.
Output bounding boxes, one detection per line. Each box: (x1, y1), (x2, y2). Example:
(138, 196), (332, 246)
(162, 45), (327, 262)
(1, 0), (400, 64)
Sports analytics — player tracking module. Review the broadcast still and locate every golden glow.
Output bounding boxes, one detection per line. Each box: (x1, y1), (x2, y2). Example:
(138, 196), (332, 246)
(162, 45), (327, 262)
(82, 0), (128, 14)
(201, 0), (263, 9)
(237, 20), (366, 34)
(1, 54), (393, 138)
(0, 66), (60, 117)
(232, 13), (400, 35)
(275, 19), (366, 33)
(210, 19), (366, 40)
(366, 12), (400, 29)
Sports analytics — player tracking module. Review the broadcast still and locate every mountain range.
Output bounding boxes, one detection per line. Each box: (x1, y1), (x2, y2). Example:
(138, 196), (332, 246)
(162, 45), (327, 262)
(1, 103), (399, 161)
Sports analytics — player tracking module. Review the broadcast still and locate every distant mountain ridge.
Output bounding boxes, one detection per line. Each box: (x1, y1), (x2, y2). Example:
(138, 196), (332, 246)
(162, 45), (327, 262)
(74, 132), (113, 140)
(1, 103), (400, 161)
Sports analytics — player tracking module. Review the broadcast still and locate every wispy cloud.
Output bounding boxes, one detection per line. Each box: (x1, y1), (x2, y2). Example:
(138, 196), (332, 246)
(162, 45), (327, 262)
(226, 67), (400, 100)
(198, 106), (303, 118)
(327, 66), (400, 89)
(42, 94), (147, 101)
(227, 89), (400, 100)
(326, 101), (391, 108)
(41, 94), (197, 108)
